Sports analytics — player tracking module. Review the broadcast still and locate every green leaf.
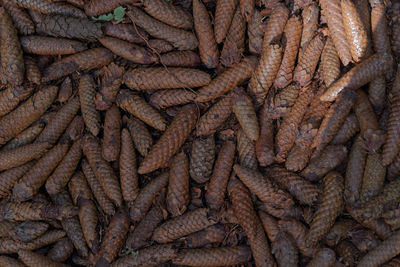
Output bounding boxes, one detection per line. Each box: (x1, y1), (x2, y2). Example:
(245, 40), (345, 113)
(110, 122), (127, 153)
(92, 13), (113, 21)
(113, 6), (126, 21)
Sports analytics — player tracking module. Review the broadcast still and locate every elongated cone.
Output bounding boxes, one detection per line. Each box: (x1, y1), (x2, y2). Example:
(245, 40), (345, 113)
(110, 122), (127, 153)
(237, 128), (258, 170)
(331, 113), (359, 144)
(382, 69), (400, 165)
(248, 43), (283, 106)
(45, 139), (82, 195)
(10, 0), (86, 17)
(0, 142), (48, 171)
(341, 0), (368, 62)
(196, 92), (234, 136)
(130, 172), (169, 222)
(359, 152), (386, 204)
(262, 3), (289, 47)
(37, 14), (102, 41)
(0, 7), (24, 85)
(256, 114), (274, 167)
(116, 89), (166, 131)
(120, 129), (139, 204)
(57, 77), (73, 103)
(111, 244), (178, 267)
(275, 85), (314, 162)
(193, 0), (218, 68)
(149, 89), (196, 109)
(36, 96), (80, 144)
(189, 136), (215, 183)
(18, 250), (70, 267)
(214, 0), (238, 43)
(143, 0), (192, 29)
(228, 178), (276, 267)
(159, 51), (201, 67)
(124, 67), (210, 90)
(278, 219), (315, 257)
(125, 116), (153, 157)
(300, 3), (319, 56)
(233, 93), (259, 141)
(82, 134), (123, 207)
(127, 7), (198, 50)
(173, 246), (252, 266)
(0, 201), (77, 222)
(0, 229), (66, 254)
(102, 23), (148, 44)
(205, 140), (235, 211)
(13, 143), (69, 202)
(319, 0), (352, 66)
(81, 159), (115, 216)
(306, 248), (336, 267)
(68, 171), (93, 206)
(102, 105), (121, 162)
(0, 162), (35, 198)
(234, 164), (294, 210)
(312, 89), (356, 153)
(274, 15), (302, 89)
(42, 48), (113, 82)
(220, 8), (246, 67)
(258, 211), (279, 242)
(321, 52), (393, 102)
(301, 145), (348, 182)
(0, 85), (57, 146)
(2, 122), (45, 151)
(79, 75), (101, 136)
(267, 166), (321, 205)
(196, 56), (258, 102)
(98, 37), (157, 64)
(152, 208), (217, 243)
(306, 172), (344, 247)
(20, 36), (87, 55)
(24, 56), (41, 85)
(147, 39), (174, 53)
(0, 256), (25, 267)
(139, 104), (198, 174)
(95, 63), (124, 111)
(167, 152), (190, 216)
(263, 83), (300, 119)
(126, 193), (165, 250)
(248, 9), (263, 54)
(321, 37), (341, 87)
(78, 199), (99, 253)
(95, 209), (130, 266)
(2, 0), (34, 35)
(0, 85), (34, 118)
(271, 232), (299, 267)
(10, 221), (48, 243)
(184, 224), (226, 248)
(47, 237), (74, 262)
(293, 33), (326, 87)
(358, 230), (400, 267)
